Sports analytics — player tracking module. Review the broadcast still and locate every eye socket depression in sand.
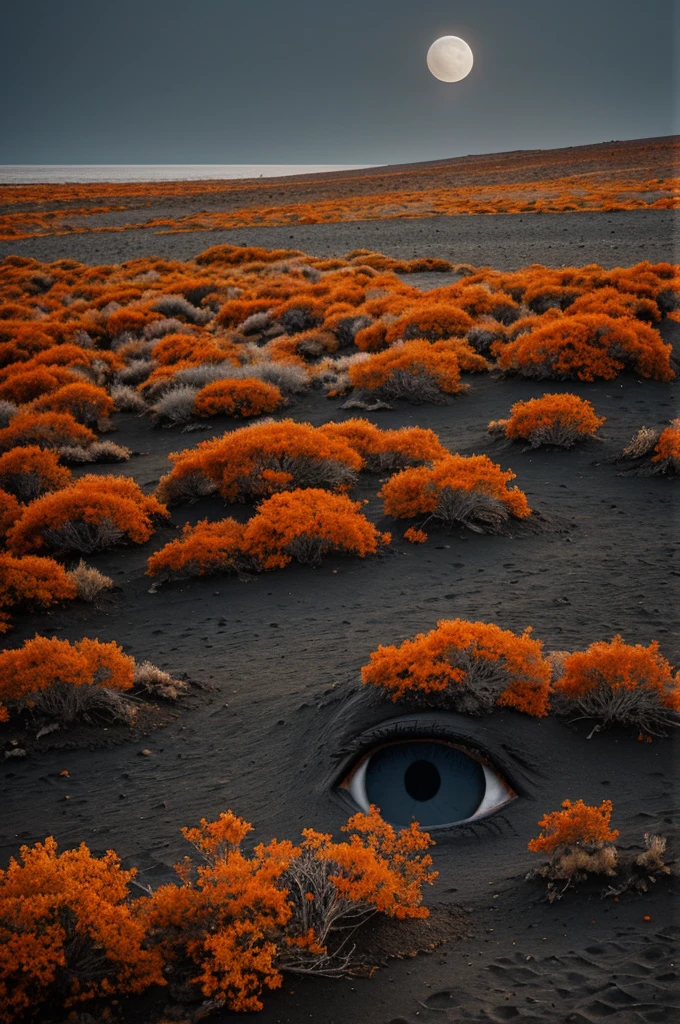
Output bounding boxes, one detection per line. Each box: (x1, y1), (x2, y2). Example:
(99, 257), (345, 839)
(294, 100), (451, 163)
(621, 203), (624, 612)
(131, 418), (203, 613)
(427, 35), (474, 83)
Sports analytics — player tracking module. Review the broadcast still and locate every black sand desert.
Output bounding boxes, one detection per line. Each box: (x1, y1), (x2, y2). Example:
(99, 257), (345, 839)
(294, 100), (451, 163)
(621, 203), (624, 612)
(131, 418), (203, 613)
(0, 140), (678, 1024)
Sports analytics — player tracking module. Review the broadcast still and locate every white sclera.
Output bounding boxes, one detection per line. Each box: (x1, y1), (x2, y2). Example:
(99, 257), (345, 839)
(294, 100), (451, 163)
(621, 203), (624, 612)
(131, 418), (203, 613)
(427, 36), (474, 83)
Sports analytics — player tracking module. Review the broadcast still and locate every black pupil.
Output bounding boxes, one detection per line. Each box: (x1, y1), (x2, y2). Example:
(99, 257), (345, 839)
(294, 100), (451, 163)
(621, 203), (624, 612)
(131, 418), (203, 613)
(404, 759), (441, 802)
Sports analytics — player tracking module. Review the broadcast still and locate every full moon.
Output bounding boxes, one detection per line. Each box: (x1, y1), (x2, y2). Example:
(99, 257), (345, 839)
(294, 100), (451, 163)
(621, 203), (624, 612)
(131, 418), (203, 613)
(427, 35), (474, 83)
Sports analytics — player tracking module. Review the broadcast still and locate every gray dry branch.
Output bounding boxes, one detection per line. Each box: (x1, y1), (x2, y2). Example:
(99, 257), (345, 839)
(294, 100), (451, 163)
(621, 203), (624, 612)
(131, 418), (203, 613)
(58, 441), (131, 464)
(553, 682), (680, 736)
(433, 487), (510, 534)
(133, 660), (187, 700)
(42, 518), (127, 555)
(26, 680), (137, 726)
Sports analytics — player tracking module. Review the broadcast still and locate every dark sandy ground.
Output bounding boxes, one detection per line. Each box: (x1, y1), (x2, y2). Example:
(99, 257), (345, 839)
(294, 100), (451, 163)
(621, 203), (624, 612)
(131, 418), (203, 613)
(1, 212), (679, 1022)
(0, 209), (676, 271)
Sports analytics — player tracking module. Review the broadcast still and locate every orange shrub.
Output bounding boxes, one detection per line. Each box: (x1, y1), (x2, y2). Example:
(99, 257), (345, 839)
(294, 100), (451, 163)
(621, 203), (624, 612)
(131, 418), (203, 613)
(157, 419), (363, 505)
(379, 454), (531, 532)
(318, 418), (448, 470)
(348, 340), (469, 402)
(0, 837), (163, 1019)
(384, 303), (474, 343)
(0, 553), (77, 633)
(0, 445), (72, 501)
(528, 799), (619, 853)
(490, 393), (606, 448)
(145, 807), (434, 1012)
(651, 419), (680, 470)
(552, 635), (680, 733)
(495, 313), (674, 381)
(194, 378), (283, 418)
(362, 618), (551, 716)
(147, 518), (249, 579)
(354, 321), (389, 352)
(29, 381), (114, 426)
(567, 286), (660, 321)
(7, 474), (168, 555)
(404, 526), (428, 543)
(151, 332), (239, 367)
(0, 411), (96, 452)
(0, 635), (135, 722)
(148, 488), (389, 578)
(0, 488), (21, 543)
(0, 365), (78, 404)
(241, 488), (390, 570)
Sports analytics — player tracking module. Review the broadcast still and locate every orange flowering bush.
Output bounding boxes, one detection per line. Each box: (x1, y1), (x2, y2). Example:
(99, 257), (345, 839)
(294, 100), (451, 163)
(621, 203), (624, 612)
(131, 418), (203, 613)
(0, 488), (21, 543)
(362, 618), (551, 716)
(348, 340), (471, 403)
(147, 518), (250, 579)
(148, 488), (389, 579)
(29, 381), (115, 427)
(156, 420), (363, 505)
(241, 488), (390, 570)
(489, 393), (606, 448)
(404, 526), (428, 543)
(0, 837), (163, 1020)
(193, 378), (284, 419)
(0, 365), (78, 405)
(651, 419), (680, 473)
(528, 799), (619, 853)
(145, 807), (435, 1011)
(379, 454), (531, 533)
(495, 314), (674, 381)
(0, 553), (77, 633)
(383, 303), (474, 343)
(0, 445), (72, 501)
(0, 411), (96, 452)
(0, 635), (135, 723)
(6, 474), (168, 555)
(551, 636), (680, 734)
(318, 418), (448, 470)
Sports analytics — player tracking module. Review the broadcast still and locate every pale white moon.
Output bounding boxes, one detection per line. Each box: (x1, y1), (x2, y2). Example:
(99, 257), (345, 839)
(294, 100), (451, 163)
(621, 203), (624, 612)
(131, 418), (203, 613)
(427, 36), (474, 83)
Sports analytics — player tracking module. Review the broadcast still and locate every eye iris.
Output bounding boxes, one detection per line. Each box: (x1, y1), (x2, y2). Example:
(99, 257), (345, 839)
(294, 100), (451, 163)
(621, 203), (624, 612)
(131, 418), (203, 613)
(404, 759), (441, 801)
(363, 741), (486, 827)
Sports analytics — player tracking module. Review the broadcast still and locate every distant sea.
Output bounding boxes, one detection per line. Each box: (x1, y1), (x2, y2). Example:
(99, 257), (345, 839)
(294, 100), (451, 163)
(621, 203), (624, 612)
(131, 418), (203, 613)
(0, 165), (368, 185)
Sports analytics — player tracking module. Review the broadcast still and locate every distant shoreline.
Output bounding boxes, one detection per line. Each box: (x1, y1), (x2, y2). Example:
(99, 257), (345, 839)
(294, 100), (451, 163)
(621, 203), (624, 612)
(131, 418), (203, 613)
(0, 164), (371, 185)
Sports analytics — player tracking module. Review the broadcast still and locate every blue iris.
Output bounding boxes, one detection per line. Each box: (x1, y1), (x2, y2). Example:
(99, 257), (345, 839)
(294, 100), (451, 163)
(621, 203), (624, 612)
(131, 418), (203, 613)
(363, 741), (486, 827)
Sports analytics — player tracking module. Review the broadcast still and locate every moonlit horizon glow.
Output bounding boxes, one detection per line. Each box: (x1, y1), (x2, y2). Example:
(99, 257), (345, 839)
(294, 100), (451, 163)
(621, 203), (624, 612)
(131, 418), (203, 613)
(427, 36), (474, 83)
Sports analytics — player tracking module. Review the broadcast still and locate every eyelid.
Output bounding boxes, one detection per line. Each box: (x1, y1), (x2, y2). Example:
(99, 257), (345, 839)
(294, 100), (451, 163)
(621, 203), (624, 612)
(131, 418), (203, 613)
(334, 715), (524, 797)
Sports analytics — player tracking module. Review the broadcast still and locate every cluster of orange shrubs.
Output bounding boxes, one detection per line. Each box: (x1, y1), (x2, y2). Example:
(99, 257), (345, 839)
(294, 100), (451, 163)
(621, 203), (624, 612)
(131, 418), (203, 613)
(0, 807), (435, 1020)
(147, 488), (391, 579)
(362, 621), (680, 729)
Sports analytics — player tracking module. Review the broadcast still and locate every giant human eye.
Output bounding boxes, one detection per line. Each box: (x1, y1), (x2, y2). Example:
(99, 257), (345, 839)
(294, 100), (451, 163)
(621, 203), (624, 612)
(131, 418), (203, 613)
(339, 739), (516, 829)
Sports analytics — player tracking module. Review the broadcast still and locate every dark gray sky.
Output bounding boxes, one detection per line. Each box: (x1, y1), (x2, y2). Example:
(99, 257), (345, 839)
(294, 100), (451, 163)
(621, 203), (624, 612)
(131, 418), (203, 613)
(1, 0), (677, 165)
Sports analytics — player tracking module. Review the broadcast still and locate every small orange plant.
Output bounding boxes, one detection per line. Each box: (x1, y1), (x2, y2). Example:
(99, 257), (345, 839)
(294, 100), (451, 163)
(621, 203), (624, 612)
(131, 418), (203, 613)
(528, 799), (620, 853)
(156, 419), (363, 505)
(0, 635), (135, 723)
(0, 837), (163, 1020)
(0, 444), (72, 501)
(651, 419), (680, 473)
(495, 313), (674, 381)
(0, 365), (79, 405)
(0, 553), (77, 633)
(348, 340), (471, 403)
(379, 454), (531, 533)
(6, 474), (168, 555)
(404, 526), (428, 543)
(241, 488), (391, 569)
(193, 378), (284, 418)
(361, 618), (551, 716)
(489, 393), (606, 448)
(551, 635), (680, 734)
(147, 518), (250, 579)
(0, 410), (96, 452)
(29, 381), (115, 427)
(384, 303), (474, 343)
(0, 488), (21, 542)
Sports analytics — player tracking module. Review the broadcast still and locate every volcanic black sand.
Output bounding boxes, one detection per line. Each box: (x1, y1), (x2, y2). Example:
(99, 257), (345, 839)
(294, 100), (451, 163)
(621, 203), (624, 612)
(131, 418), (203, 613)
(0, 208), (676, 271)
(1, 206), (678, 1023)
